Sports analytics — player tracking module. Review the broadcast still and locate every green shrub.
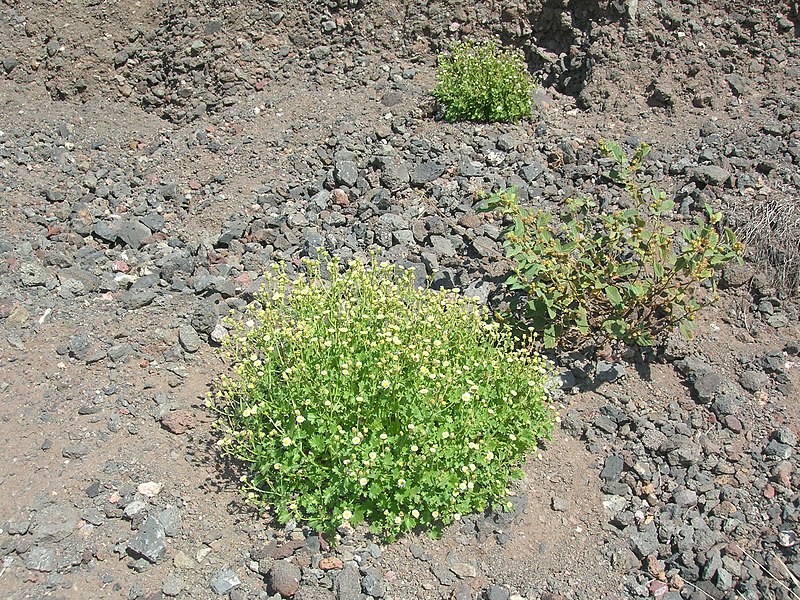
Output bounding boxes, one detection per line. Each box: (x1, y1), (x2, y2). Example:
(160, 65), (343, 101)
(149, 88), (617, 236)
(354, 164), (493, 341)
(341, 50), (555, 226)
(209, 257), (554, 540)
(481, 141), (744, 349)
(433, 39), (535, 124)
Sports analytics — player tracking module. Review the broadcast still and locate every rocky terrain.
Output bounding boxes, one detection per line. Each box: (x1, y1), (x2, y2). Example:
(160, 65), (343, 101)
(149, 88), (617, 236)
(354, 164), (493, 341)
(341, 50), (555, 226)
(1, 0), (799, 599)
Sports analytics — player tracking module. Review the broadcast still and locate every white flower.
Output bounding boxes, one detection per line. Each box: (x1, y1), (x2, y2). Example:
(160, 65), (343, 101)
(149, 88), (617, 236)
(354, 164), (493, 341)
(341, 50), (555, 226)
(282, 437), (292, 447)
(380, 379), (390, 389)
(296, 415), (305, 424)
(461, 392), (472, 402)
(459, 481), (468, 491)
(342, 510), (353, 521)
(380, 433), (388, 441)
(352, 436), (361, 445)
(410, 445), (418, 452)
(369, 452), (377, 460)
(442, 431), (450, 439)
(485, 451), (494, 461)
(411, 509), (420, 519)
(453, 513), (462, 521)
(273, 463), (281, 470)
(394, 515), (403, 525)
(397, 478), (406, 488)
(359, 477), (368, 486)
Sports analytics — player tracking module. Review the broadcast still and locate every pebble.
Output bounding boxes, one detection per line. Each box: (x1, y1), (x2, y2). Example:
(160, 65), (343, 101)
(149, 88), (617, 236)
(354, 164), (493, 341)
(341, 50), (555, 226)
(210, 567), (242, 595)
(127, 515), (167, 564)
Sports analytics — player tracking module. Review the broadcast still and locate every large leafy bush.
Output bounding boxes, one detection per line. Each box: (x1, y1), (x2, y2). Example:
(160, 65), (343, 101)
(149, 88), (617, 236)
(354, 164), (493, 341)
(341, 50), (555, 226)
(482, 142), (743, 349)
(433, 39), (535, 124)
(210, 257), (554, 539)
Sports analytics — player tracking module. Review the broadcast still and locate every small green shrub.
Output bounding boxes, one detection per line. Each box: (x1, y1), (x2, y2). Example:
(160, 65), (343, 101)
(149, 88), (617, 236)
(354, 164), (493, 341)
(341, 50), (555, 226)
(433, 39), (535, 124)
(209, 257), (554, 540)
(481, 141), (744, 349)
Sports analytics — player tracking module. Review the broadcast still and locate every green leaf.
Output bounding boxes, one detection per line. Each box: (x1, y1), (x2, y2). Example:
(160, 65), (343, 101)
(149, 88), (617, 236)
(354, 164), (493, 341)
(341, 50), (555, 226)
(678, 319), (695, 341)
(602, 318), (627, 339)
(604, 285), (623, 307)
(653, 262), (664, 279)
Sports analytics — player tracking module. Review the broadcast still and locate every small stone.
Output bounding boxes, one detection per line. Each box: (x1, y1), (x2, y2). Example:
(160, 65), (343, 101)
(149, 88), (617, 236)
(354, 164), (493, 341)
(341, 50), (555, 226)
(362, 571), (385, 597)
(551, 496), (569, 512)
(62, 443), (90, 459)
(487, 585), (510, 600)
(690, 165), (731, 187)
(692, 371), (722, 403)
(319, 556), (343, 570)
(267, 560), (301, 597)
(156, 506), (182, 537)
(739, 370), (770, 393)
(210, 568), (241, 595)
(449, 562), (477, 579)
(25, 546), (56, 572)
(173, 550), (196, 570)
(117, 218), (152, 250)
(629, 527), (659, 559)
(210, 323), (228, 344)
(163, 571), (184, 596)
(137, 481), (163, 497)
(596, 360), (626, 383)
(600, 455), (625, 481)
(161, 410), (197, 435)
(179, 324), (203, 352)
(333, 161), (359, 188)
(334, 562), (362, 600)
(127, 515), (167, 564)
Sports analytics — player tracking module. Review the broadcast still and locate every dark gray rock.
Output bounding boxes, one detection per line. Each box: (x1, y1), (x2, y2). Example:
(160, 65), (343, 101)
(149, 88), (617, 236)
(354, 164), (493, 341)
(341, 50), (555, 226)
(772, 427), (797, 446)
(629, 526), (659, 559)
(692, 370), (723, 403)
(163, 570), (185, 596)
(410, 162), (445, 186)
(334, 562), (363, 600)
(267, 560), (301, 598)
(92, 222), (118, 243)
(62, 443), (90, 459)
(765, 439), (793, 460)
(31, 504), (79, 544)
(191, 303), (218, 335)
(68, 333), (90, 359)
(25, 546), (56, 572)
(127, 515), (167, 564)
(726, 74), (749, 96)
(600, 455), (624, 482)
(376, 158), (409, 190)
(596, 361), (626, 383)
(487, 585), (510, 600)
(739, 369), (770, 393)
(665, 438), (702, 466)
(210, 567), (241, 595)
(361, 570), (385, 597)
(156, 506), (181, 537)
(121, 291), (156, 310)
(117, 218), (151, 250)
(690, 165), (731, 187)
(296, 588), (336, 600)
(334, 161), (359, 187)
(178, 324), (202, 353)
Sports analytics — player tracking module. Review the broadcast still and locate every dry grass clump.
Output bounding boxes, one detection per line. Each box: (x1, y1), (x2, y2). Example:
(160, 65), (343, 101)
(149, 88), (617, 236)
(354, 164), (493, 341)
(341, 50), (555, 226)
(732, 194), (800, 294)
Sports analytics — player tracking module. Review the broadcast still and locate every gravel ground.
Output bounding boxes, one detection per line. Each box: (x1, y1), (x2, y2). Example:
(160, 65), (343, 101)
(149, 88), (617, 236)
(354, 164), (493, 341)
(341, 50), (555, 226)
(1, 0), (799, 599)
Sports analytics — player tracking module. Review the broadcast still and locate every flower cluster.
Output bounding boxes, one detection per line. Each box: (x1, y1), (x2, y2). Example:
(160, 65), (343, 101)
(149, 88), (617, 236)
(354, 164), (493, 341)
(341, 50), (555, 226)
(210, 256), (554, 539)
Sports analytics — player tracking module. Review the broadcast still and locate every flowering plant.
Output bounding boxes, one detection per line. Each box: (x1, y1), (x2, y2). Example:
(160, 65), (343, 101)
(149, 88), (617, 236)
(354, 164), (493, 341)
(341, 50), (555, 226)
(210, 256), (554, 539)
